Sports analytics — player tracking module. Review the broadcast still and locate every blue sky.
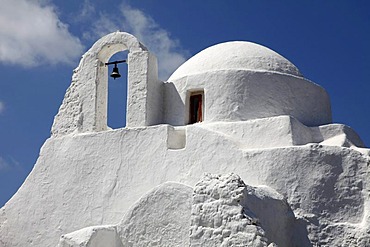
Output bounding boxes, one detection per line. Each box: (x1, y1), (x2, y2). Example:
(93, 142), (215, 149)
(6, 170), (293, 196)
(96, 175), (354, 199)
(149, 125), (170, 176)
(0, 0), (369, 206)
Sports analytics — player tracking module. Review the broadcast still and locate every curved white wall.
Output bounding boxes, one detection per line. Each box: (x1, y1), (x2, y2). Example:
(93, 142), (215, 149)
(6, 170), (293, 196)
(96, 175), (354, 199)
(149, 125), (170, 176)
(165, 70), (332, 126)
(168, 41), (303, 80)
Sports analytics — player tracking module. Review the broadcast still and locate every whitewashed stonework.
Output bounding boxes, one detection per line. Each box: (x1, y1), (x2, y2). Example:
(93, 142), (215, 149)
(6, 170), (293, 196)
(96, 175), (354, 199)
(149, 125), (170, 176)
(1, 32), (369, 247)
(166, 41), (331, 127)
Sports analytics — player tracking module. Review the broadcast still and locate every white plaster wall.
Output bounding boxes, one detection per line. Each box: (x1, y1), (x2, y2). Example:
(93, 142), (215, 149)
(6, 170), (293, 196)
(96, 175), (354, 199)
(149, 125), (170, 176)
(165, 70), (331, 127)
(201, 116), (365, 150)
(57, 174), (294, 246)
(51, 32), (162, 136)
(56, 182), (193, 247)
(57, 225), (123, 247)
(201, 116), (297, 149)
(118, 182), (192, 246)
(241, 184), (296, 246)
(317, 124), (365, 147)
(1, 123), (369, 247)
(126, 51), (163, 127)
(145, 53), (163, 126)
(3, 32), (368, 247)
(190, 173), (271, 247)
(168, 41), (303, 80)
(163, 82), (184, 126)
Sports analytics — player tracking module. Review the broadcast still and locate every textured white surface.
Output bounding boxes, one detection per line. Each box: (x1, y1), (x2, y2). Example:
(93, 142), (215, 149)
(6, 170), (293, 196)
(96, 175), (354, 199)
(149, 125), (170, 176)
(1, 32), (369, 247)
(166, 61), (331, 127)
(190, 173), (271, 247)
(168, 41), (303, 80)
(201, 116), (365, 149)
(56, 174), (292, 246)
(119, 182), (193, 246)
(52, 33), (332, 135)
(241, 184), (296, 246)
(57, 225), (123, 247)
(1, 121), (369, 246)
(51, 31), (161, 136)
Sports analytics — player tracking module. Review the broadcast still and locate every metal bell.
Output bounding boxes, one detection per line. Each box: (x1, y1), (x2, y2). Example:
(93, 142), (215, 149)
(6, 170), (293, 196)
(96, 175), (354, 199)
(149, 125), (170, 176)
(110, 64), (121, 80)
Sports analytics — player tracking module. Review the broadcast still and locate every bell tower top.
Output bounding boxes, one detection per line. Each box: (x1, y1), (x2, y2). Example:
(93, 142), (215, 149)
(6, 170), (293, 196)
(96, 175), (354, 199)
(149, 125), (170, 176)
(51, 31), (162, 136)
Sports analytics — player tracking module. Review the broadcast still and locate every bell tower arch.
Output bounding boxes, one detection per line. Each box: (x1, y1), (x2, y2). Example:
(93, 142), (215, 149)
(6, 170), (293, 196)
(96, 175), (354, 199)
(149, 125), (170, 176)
(51, 32), (163, 136)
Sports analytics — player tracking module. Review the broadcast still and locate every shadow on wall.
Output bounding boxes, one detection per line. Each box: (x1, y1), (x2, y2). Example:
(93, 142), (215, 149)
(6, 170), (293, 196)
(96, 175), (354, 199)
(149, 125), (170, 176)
(56, 173), (314, 247)
(242, 186), (311, 247)
(164, 82), (184, 126)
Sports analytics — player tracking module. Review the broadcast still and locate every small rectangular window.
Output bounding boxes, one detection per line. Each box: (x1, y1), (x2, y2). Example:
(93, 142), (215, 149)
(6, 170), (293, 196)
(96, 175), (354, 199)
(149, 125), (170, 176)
(189, 92), (203, 124)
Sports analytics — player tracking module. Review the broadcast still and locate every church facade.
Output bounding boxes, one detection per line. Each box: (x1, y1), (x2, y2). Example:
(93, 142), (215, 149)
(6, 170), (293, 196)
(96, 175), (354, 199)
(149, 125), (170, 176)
(1, 32), (369, 247)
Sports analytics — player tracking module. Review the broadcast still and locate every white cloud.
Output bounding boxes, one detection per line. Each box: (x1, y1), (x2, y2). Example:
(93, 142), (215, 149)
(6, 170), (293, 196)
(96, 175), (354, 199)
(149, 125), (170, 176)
(0, 101), (4, 114)
(82, 13), (120, 41)
(120, 5), (188, 79)
(0, 156), (22, 172)
(0, 157), (9, 171)
(0, 0), (84, 67)
(83, 4), (188, 80)
(80, 0), (96, 20)
(74, 0), (96, 24)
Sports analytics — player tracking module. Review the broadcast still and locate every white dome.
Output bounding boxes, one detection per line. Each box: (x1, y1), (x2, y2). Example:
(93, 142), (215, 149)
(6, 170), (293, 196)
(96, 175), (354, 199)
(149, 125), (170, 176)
(168, 41), (302, 81)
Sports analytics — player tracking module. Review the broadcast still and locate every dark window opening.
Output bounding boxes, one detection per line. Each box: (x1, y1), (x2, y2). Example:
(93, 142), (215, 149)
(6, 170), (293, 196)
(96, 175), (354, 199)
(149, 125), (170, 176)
(189, 93), (203, 124)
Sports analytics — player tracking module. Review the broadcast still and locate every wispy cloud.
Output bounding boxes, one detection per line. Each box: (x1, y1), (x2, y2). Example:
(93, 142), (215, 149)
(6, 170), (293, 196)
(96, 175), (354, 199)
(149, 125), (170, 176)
(80, 0), (96, 20)
(0, 0), (84, 67)
(0, 157), (9, 171)
(120, 5), (189, 79)
(82, 13), (120, 41)
(82, 3), (188, 80)
(0, 101), (4, 114)
(73, 0), (96, 24)
(0, 156), (22, 172)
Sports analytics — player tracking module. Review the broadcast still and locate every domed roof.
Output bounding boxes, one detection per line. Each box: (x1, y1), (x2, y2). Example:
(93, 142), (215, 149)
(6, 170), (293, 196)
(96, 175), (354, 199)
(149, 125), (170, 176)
(168, 41), (302, 80)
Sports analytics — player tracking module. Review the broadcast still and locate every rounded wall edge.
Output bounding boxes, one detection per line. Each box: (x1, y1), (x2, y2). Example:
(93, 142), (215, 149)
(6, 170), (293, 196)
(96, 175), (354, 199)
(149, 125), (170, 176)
(51, 32), (149, 137)
(167, 70), (332, 127)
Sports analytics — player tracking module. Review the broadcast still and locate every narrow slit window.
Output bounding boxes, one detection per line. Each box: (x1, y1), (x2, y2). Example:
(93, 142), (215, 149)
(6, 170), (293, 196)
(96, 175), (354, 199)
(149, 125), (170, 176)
(189, 92), (203, 124)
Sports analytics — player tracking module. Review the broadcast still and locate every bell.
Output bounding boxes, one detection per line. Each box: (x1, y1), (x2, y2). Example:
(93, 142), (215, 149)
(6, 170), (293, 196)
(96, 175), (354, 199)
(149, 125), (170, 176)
(110, 64), (121, 80)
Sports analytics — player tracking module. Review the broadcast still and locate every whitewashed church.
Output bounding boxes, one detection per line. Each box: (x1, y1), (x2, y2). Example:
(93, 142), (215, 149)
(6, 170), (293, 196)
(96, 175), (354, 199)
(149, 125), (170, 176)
(0, 32), (369, 247)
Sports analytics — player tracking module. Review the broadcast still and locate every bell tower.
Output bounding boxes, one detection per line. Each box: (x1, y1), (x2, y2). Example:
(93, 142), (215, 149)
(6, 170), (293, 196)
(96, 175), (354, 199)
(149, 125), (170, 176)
(51, 32), (163, 136)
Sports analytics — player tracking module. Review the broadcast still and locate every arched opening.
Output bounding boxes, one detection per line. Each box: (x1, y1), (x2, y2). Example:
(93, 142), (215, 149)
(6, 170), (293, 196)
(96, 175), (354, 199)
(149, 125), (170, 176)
(52, 32), (157, 136)
(106, 51), (129, 129)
